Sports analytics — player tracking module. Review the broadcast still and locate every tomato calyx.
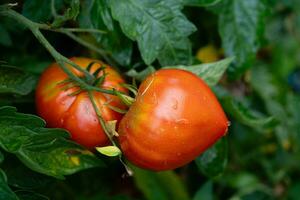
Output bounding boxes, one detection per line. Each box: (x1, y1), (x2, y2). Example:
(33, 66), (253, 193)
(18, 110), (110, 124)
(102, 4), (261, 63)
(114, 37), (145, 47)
(85, 62), (108, 86)
(57, 63), (138, 111)
(57, 62), (136, 104)
(113, 82), (138, 107)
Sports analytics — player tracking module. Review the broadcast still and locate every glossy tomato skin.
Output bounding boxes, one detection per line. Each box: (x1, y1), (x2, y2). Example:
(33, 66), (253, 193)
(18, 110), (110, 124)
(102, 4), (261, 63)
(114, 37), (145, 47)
(118, 69), (228, 171)
(35, 57), (127, 149)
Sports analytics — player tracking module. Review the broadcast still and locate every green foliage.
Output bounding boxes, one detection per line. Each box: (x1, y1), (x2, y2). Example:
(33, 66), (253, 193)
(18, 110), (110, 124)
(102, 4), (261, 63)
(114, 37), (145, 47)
(221, 95), (278, 130)
(131, 165), (190, 200)
(185, 0), (221, 7)
(79, 0), (133, 66)
(250, 65), (300, 150)
(22, 0), (54, 22)
(0, 0), (300, 199)
(193, 181), (213, 200)
(196, 138), (228, 178)
(22, 0), (78, 25)
(127, 57), (233, 85)
(167, 57), (233, 86)
(126, 66), (156, 81)
(0, 169), (19, 200)
(96, 146), (121, 157)
(52, 0), (80, 27)
(0, 66), (36, 95)
(216, 0), (267, 79)
(3, 160), (51, 190)
(109, 0), (196, 66)
(0, 106), (104, 179)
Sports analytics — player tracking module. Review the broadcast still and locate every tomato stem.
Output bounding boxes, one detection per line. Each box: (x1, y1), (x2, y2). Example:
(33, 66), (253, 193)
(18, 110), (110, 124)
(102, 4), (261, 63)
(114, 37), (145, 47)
(0, 6), (125, 97)
(0, 7), (94, 82)
(88, 91), (132, 175)
(87, 91), (115, 144)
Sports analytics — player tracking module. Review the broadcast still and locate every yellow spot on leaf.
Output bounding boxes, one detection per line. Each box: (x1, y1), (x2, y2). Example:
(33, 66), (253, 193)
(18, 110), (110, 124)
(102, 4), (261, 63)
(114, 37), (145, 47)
(70, 156), (80, 166)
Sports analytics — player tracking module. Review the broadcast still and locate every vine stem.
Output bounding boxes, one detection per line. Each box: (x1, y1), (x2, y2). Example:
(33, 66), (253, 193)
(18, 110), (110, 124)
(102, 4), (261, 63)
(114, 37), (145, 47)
(88, 91), (132, 175)
(0, 7), (124, 96)
(48, 28), (112, 65)
(0, 8), (93, 83)
(88, 91), (116, 145)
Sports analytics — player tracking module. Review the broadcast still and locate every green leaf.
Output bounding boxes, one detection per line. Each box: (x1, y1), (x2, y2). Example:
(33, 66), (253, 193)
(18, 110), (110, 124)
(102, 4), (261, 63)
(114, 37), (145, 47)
(217, 0), (267, 79)
(213, 85), (278, 131)
(0, 106), (104, 179)
(52, 0), (80, 27)
(0, 24), (12, 47)
(22, 0), (52, 22)
(165, 57), (233, 86)
(195, 137), (228, 178)
(0, 66), (37, 95)
(131, 165), (190, 200)
(90, 0), (114, 32)
(126, 66), (156, 82)
(3, 161), (51, 190)
(22, 0), (76, 25)
(184, 0), (222, 7)
(0, 169), (19, 200)
(96, 146), (121, 157)
(3, 55), (51, 75)
(127, 57), (233, 84)
(0, 106), (45, 129)
(79, 0), (133, 66)
(227, 172), (272, 200)
(222, 96), (278, 130)
(229, 172), (260, 190)
(109, 0), (196, 66)
(193, 181), (213, 200)
(22, 0), (64, 23)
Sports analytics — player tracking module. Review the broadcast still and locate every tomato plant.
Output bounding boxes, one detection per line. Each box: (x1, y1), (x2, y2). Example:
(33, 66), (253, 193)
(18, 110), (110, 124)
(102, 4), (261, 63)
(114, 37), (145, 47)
(35, 57), (127, 148)
(1, 0), (300, 200)
(119, 69), (228, 170)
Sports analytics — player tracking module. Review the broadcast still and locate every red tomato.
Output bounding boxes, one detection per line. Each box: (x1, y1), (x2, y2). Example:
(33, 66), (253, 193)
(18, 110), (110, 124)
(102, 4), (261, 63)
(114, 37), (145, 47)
(118, 69), (228, 171)
(35, 57), (127, 149)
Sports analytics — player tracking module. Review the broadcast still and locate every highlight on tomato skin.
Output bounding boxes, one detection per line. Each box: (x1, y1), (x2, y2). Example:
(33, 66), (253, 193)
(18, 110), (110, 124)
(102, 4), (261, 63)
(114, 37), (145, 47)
(35, 57), (127, 149)
(118, 68), (229, 171)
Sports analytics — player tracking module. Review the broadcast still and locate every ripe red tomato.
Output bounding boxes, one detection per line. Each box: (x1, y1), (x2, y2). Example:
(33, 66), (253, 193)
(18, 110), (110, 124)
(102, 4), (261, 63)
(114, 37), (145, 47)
(118, 69), (228, 171)
(35, 57), (127, 149)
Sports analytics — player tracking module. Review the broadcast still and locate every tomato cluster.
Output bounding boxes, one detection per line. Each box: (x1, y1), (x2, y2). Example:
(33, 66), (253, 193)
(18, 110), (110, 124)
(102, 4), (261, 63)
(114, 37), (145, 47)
(36, 57), (228, 170)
